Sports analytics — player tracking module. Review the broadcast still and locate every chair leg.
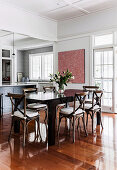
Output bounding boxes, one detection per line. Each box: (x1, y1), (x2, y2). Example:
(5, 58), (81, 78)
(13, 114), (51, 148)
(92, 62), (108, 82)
(73, 116), (75, 143)
(69, 118), (72, 135)
(86, 112), (88, 127)
(23, 120), (26, 147)
(58, 115), (62, 140)
(44, 109), (47, 124)
(37, 116), (42, 140)
(77, 117), (80, 138)
(8, 117), (14, 142)
(92, 113), (94, 134)
(82, 114), (88, 136)
(100, 110), (103, 129)
(77, 117), (79, 130)
(34, 120), (37, 139)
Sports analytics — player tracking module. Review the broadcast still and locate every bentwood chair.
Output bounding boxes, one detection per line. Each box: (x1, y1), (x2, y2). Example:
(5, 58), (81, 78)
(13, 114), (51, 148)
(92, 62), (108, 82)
(8, 93), (41, 146)
(43, 86), (56, 93)
(42, 86), (65, 128)
(83, 86), (99, 104)
(85, 90), (103, 133)
(23, 88), (48, 124)
(58, 92), (88, 143)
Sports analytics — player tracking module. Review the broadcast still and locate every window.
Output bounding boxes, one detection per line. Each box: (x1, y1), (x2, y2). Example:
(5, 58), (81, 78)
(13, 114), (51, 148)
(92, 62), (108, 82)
(94, 48), (113, 107)
(94, 34), (113, 46)
(29, 53), (53, 80)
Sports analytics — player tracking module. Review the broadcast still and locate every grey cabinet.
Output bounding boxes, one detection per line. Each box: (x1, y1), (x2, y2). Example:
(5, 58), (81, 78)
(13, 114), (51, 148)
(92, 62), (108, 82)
(0, 85), (36, 114)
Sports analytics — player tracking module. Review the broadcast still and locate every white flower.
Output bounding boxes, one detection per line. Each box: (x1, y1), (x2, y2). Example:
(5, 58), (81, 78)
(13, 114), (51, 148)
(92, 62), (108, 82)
(72, 76), (75, 79)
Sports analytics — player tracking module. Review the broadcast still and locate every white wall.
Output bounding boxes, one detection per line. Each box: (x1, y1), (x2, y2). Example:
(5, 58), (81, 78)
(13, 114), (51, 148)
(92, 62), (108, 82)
(56, 7), (117, 90)
(56, 36), (90, 89)
(0, 3), (57, 41)
(58, 7), (117, 39)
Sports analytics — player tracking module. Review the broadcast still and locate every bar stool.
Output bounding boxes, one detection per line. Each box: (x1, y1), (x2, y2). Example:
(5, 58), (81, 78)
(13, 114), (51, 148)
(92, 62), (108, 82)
(0, 93), (3, 117)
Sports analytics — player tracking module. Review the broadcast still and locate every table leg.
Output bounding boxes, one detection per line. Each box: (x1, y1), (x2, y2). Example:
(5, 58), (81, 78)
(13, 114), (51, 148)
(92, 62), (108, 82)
(48, 102), (56, 146)
(14, 98), (20, 133)
(0, 96), (1, 117)
(14, 119), (20, 133)
(97, 111), (101, 125)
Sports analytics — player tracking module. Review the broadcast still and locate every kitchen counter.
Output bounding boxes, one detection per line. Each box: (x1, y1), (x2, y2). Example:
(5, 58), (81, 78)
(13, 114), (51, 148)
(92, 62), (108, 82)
(0, 83), (36, 113)
(0, 81), (54, 113)
(1, 82), (38, 87)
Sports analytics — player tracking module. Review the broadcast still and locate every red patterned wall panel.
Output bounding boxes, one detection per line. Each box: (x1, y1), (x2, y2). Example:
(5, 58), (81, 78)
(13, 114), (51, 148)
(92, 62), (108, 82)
(58, 49), (85, 83)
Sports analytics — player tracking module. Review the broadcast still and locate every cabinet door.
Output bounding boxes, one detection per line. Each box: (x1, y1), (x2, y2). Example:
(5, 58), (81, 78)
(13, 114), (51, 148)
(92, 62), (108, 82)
(1, 87), (13, 113)
(13, 86), (23, 94)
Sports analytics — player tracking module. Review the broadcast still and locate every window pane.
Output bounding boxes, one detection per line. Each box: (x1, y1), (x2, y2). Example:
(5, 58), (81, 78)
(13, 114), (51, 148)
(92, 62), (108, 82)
(103, 93), (112, 106)
(95, 51), (102, 65)
(32, 55), (41, 79)
(94, 66), (101, 78)
(95, 79), (102, 89)
(104, 51), (113, 64)
(103, 79), (112, 93)
(42, 54), (53, 80)
(103, 65), (113, 78)
(94, 34), (113, 46)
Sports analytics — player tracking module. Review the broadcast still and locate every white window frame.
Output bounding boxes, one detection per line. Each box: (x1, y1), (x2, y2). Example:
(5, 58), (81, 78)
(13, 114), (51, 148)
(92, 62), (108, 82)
(93, 48), (114, 111)
(93, 33), (113, 47)
(29, 52), (53, 81)
(91, 31), (115, 113)
(0, 46), (17, 84)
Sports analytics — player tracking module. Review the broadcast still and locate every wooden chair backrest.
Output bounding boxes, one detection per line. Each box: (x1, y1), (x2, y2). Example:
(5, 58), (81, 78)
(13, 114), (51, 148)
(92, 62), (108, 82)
(23, 88), (38, 94)
(43, 86), (56, 93)
(92, 90), (103, 107)
(73, 92), (88, 113)
(8, 93), (26, 117)
(83, 86), (99, 91)
(83, 86), (99, 98)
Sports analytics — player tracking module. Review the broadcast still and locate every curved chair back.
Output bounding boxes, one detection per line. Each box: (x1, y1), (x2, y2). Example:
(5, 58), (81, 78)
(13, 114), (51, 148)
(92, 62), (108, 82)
(83, 86), (99, 91)
(8, 93), (26, 117)
(43, 86), (56, 93)
(74, 92), (88, 113)
(23, 88), (38, 94)
(83, 86), (99, 99)
(92, 90), (103, 107)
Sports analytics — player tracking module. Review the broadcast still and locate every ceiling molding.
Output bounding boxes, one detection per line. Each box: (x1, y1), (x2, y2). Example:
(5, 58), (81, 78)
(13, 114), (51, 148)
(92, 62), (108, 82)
(62, 0), (90, 14)
(17, 42), (53, 51)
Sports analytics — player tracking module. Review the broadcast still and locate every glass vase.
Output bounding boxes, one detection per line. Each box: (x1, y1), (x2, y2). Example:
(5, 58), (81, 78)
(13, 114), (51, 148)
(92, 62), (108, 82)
(58, 84), (65, 94)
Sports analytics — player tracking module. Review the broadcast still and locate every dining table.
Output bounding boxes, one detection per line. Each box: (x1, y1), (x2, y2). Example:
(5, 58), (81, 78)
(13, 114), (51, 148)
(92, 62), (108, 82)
(25, 89), (101, 146)
(13, 89), (102, 146)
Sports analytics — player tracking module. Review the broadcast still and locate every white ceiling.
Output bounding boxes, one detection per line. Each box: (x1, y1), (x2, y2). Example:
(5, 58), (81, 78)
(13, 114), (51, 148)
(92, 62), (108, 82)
(0, 30), (50, 50)
(0, 0), (116, 20)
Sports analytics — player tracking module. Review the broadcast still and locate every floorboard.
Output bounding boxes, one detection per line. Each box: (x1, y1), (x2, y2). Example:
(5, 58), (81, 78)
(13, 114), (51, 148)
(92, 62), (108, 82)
(0, 112), (117, 170)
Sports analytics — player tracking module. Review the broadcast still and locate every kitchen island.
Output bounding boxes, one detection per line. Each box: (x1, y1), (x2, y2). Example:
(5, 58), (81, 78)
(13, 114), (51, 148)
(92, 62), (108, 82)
(0, 82), (37, 114)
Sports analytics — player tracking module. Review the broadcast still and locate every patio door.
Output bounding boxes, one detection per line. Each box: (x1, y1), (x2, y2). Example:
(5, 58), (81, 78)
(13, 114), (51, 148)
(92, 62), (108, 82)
(94, 48), (113, 112)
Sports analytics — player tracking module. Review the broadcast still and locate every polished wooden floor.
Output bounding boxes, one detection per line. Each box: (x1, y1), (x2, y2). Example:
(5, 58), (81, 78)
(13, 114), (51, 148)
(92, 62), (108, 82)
(0, 112), (117, 170)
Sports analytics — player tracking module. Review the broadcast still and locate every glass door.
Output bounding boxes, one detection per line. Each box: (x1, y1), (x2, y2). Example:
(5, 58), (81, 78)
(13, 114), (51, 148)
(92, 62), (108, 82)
(94, 48), (113, 112)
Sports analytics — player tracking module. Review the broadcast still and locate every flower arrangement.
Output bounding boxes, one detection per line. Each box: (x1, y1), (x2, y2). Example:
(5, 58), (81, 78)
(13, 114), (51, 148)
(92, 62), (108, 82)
(50, 69), (74, 93)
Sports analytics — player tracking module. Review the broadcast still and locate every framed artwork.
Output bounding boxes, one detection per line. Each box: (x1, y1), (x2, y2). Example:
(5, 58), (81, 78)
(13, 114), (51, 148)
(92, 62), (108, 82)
(58, 49), (85, 84)
(17, 72), (23, 82)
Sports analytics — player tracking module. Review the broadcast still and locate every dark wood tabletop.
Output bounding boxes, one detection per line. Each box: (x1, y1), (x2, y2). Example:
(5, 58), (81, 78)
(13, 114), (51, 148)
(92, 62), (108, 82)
(26, 89), (84, 102)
